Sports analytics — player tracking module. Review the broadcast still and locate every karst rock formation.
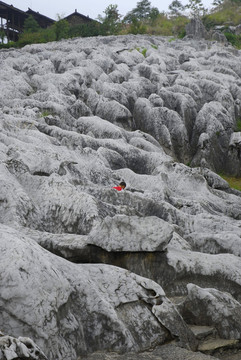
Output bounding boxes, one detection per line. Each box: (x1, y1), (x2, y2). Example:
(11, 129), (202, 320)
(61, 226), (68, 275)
(0, 34), (241, 360)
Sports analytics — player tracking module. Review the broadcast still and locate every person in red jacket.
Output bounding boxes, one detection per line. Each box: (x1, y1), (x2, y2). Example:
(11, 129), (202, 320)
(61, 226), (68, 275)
(112, 181), (126, 191)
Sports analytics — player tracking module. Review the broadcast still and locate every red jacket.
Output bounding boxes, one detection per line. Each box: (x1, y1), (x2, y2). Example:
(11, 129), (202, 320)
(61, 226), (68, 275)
(112, 186), (123, 191)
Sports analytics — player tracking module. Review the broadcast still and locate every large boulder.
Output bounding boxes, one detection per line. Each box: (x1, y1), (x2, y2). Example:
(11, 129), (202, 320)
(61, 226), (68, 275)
(0, 225), (197, 359)
(182, 284), (241, 339)
(185, 17), (208, 39)
(88, 215), (173, 252)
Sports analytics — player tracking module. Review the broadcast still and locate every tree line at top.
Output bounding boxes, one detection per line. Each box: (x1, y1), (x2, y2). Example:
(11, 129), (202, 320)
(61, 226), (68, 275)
(0, 0), (241, 48)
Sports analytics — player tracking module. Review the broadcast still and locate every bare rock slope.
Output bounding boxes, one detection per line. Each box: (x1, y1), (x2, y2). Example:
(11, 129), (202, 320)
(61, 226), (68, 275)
(0, 35), (241, 360)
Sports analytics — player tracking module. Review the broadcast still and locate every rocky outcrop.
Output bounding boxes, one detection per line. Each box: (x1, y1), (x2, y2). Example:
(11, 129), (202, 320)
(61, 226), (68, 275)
(0, 334), (48, 360)
(185, 17), (228, 44)
(182, 284), (241, 339)
(0, 35), (241, 359)
(0, 226), (198, 358)
(88, 215), (173, 252)
(185, 17), (209, 40)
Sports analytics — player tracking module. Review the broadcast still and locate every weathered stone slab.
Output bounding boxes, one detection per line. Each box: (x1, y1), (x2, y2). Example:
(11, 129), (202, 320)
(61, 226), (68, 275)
(88, 215), (173, 252)
(198, 339), (239, 352)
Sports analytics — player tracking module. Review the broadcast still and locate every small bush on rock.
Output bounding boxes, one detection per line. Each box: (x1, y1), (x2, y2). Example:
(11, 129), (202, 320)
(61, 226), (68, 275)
(224, 32), (241, 48)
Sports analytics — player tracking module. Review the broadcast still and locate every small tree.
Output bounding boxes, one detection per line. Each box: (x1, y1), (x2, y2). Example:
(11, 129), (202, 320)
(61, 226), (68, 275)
(124, 0), (159, 22)
(97, 4), (122, 34)
(185, 0), (206, 16)
(127, 16), (147, 34)
(168, 0), (185, 16)
(23, 15), (41, 33)
(53, 17), (70, 40)
(69, 22), (103, 38)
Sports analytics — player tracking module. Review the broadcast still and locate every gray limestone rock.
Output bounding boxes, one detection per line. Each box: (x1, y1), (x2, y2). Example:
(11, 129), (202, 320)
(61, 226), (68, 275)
(133, 97), (190, 161)
(0, 34), (241, 360)
(0, 225), (197, 359)
(0, 335), (48, 360)
(210, 31), (228, 43)
(183, 284), (241, 339)
(88, 214), (173, 252)
(185, 18), (208, 40)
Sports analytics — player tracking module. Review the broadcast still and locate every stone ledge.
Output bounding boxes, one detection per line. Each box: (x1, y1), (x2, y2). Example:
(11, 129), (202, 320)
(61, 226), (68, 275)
(198, 338), (240, 353)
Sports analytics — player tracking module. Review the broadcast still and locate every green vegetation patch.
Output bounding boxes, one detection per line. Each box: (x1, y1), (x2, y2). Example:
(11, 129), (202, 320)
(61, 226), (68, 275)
(224, 33), (241, 49)
(39, 110), (54, 117)
(0, 0), (240, 49)
(141, 48), (147, 56)
(235, 118), (241, 132)
(220, 174), (241, 191)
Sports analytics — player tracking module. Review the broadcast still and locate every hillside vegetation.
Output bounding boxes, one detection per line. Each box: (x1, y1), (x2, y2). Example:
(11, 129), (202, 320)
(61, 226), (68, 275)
(0, 0), (241, 49)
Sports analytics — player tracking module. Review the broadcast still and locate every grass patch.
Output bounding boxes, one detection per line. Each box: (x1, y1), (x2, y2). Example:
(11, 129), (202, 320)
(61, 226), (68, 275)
(141, 48), (147, 57)
(220, 174), (241, 191)
(131, 47), (148, 57)
(235, 118), (241, 132)
(40, 110), (53, 117)
(224, 32), (241, 49)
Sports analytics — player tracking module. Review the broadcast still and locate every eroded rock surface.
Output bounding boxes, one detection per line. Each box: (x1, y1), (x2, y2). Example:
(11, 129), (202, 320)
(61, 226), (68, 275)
(0, 334), (48, 360)
(182, 284), (241, 339)
(0, 226), (197, 359)
(0, 35), (241, 359)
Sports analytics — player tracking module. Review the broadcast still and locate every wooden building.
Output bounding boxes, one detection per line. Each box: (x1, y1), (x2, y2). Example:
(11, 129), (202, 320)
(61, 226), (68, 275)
(0, 1), (54, 42)
(0, 1), (27, 41)
(64, 9), (94, 27)
(0, 2), (95, 43)
(26, 8), (54, 29)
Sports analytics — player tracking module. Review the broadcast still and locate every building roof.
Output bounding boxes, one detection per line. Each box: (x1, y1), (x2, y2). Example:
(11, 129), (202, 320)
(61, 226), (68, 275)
(26, 8), (54, 26)
(0, 1), (27, 19)
(64, 9), (94, 23)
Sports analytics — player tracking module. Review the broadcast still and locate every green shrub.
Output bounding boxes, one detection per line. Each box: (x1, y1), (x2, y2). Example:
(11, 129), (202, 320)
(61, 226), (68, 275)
(203, 2), (241, 29)
(141, 48), (147, 56)
(18, 26), (56, 46)
(18, 32), (45, 46)
(23, 15), (41, 33)
(235, 118), (241, 131)
(53, 19), (70, 41)
(69, 22), (104, 38)
(41, 28), (56, 43)
(144, 13), (188, 36)
(224, 32), (241, 48)
(40, 110), (52, 117)
(147, 14), (173, 35)
(126, 18), (147, 34)
(171, 15), (189, 37)
(0, 41), (18, 49)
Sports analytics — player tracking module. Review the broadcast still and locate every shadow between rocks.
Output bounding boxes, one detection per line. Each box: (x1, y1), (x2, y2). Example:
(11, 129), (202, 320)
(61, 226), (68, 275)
(49, 244), (241, 301)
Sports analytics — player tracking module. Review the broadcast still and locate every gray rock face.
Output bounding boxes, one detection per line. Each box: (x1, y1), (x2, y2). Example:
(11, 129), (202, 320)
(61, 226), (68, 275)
(0, 34), (241, 360)
(0, 225), (185, 358)
(0, 334), (48, 360)
(88, 215), (173, 252)
(182, 284), (241, 339)
(185, 17), (208, 39)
